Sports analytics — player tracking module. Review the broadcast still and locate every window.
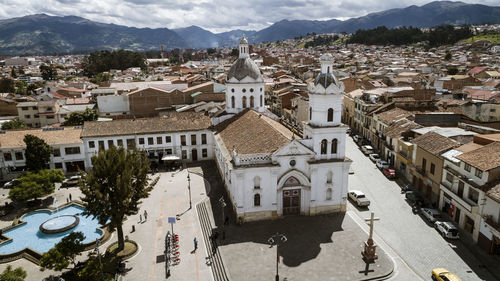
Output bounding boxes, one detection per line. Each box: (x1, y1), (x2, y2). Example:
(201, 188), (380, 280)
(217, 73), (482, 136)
(126, 139), (135, 149)
(430, 163), (435, 175)
(180, 135), (186, 146)
(166, 136), (172, 143)
(475, 169), (483, 178)
(108, 140), (114, 148)
(254, 176), (261, 189)
(260, 87), (263, 92)
(166, 149), (173, 155)
(446, 172), (454, 183)
(33, 106), (38, 110)
(15, 152), (23, 160)
(260, 95), (263, 107)
(202, 148), (208, 158)
(3, 153), (12, 161)
(139, 138), (145, 145)
(89, 141), (95, 148)
(231, 96), (235, 108)
(53, 148), (61, 157)
(331, 139), (337, 154)
(422, 158), (427, 171)
(242, 88), (246, 93)
(242, 96), (247, 108)
(250, 96), (255, 107)
(326, 188), (332, 200)
(148, 137), (154, 145)
(65, 147), (81, 155)
(191, 134), (197, 145)
(231, 88), (235, 93)
(321, 139), (327, 154)
(157, 137), (163, 145)
(98, 141), (105, 150)
(24, 115), (31, 119)
(464, 163), (471, 172)
(117, 139), (123, 147)
(250, 88), (254, 93)
(54, 162), (63, 169)
(309, 107), (312, 120)
(468, 189), (479, 204)
(254, 194), (261, 206)
(327, 171), (333, 183)
(201, 134), (207, 145)
(34, 114), (39, 118)
(46, 115), (55, 119)
(182, 150), (187, 159)
(46, 107), (53, 111)
(21, 107), (28, 111)
(327, 108), (333, 122)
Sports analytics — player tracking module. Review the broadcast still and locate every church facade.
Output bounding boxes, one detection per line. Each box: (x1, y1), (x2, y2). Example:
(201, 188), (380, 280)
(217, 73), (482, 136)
(214, 38), (352, 222)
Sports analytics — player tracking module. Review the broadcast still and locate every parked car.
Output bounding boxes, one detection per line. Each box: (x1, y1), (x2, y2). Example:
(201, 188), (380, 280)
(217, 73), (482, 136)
(3, 179), (20, 189)
(376, 160), (389, 170)
(353, 135), (363, 145)
(348, 190), (371, 207)
(368, 154), (380, 162)
(434, 221), (460, 239)
(405, 191), (424, 205)
(346, 128), (352, 135)
(383, 168), (396, 179)
(421, 208), (441, 223)
(62, 175), (81, 188)
(431, 268), (462, 281)
(361, 145), (374, 155)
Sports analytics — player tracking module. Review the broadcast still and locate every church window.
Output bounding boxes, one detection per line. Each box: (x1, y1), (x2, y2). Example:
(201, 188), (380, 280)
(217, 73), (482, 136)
(331, 139), (338, 154)
(231, 88), (234, 93)
(254, 176), (261, 189)
(250, 88), (254, 93)
(327, 66), (330, 73)
(259, 95), (262, 107)
(254, 194), (261, 206)
(327, 171), (333, 183)
(260, 88), (263, 92)
(242, 88), (246, 93)
(283, 176), (300, 187)
(231, 96), (235, 108)
(321, 139), (327, 154)
(326, 188), (332, 200)
(327, 108), (334, 122)
(242, 96), (247, 108)
(250, 96), (255, 107)
(309, 107), (312, 120)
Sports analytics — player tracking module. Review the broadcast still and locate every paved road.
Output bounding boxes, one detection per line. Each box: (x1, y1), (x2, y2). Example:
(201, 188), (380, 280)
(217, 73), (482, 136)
(345, 135), (497, 281)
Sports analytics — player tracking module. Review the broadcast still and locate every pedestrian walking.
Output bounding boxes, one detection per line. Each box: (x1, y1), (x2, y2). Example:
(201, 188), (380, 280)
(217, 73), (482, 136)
(69, 193), (72, 201)
(144, 210), (148, 221)
(194, 237), (198, 251)
(224, 216), (229, 225)
(139, 214), (142, 223)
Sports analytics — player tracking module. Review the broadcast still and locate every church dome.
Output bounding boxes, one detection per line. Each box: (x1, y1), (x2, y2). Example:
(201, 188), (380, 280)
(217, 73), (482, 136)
(227, 58), (263, 81)
(314, 73), (338, 88)
(240, 36), (248, 45)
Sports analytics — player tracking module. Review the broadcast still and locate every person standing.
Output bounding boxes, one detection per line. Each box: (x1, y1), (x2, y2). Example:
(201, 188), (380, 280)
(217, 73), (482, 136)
(194, 237), (198, 252)
(144, 210), (148, 221)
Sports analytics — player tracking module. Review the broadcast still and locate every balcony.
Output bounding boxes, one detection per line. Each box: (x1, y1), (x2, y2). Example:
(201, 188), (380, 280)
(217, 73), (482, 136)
(440, 183), (479, 213)
(484, 215), (500, 238)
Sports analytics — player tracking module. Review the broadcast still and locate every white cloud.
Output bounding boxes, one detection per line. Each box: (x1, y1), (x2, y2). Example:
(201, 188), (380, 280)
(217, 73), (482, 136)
(0, 0), (497, 32)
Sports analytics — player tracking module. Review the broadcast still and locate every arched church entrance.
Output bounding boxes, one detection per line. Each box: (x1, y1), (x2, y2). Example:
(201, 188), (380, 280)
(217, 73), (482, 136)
(282, 176), (301, 215)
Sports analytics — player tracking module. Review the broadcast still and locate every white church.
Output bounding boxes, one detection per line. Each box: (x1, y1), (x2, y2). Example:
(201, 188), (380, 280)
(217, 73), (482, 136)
(213, 37), (352, 222)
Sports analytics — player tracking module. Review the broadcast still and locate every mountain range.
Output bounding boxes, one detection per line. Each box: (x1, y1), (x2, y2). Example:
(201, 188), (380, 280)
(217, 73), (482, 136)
(0, 1), (499, 56)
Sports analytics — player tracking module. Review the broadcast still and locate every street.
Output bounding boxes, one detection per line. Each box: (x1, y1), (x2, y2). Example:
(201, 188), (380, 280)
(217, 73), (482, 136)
(345, 135), (497, 281)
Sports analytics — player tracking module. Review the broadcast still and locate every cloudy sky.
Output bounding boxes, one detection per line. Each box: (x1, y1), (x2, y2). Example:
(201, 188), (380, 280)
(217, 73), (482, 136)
(0, 0), (497, 33)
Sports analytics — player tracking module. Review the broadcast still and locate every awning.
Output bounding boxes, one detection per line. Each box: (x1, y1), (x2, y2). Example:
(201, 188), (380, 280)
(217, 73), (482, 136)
(161, 155), (181, 161)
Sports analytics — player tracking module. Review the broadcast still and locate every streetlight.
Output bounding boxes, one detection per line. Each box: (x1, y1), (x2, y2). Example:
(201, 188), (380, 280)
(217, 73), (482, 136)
(268, 232), (287, 281)
(219, 197), (226, 239)
(187, 172), (192, 209)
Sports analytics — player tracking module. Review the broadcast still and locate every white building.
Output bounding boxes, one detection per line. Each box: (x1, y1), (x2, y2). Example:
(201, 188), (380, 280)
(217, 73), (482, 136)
(214, 50), (352, 222)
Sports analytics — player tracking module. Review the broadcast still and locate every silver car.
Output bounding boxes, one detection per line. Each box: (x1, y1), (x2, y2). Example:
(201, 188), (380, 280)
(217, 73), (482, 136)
(421, 208), (441, 223)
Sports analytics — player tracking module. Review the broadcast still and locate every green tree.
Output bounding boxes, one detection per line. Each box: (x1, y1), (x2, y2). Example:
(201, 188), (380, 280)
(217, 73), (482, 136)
(82, 50), (146, 77)
(80, 146), (158, 250)
(40, 232), (86, 271)
(445, 51), (452, 61)
(0, 265), (26, 281)
(24, 134), (51, 171)
(15, 81), (27, 95)
(447, 67), (459, 75)
(63, 108), (99, 126)
(1, 119), (27, 130)
(8, 169), (65, 203)
(10, 68), (16, 78)
(0, 78), (15, 93)
(40, 64), (58, 81)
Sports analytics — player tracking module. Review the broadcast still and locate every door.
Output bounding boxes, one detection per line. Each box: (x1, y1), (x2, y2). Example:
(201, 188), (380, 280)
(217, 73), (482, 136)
(283, 189), (300, 215)
(454, 208), (461, 224)
(191, 149), (198, 161)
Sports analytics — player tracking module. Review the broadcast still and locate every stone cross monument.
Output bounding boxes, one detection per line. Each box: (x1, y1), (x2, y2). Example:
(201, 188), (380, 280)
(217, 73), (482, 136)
(362, 212), (379, 261)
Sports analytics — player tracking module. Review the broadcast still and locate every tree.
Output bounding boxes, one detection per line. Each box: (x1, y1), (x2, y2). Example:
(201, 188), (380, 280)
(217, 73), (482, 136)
(445, 51), (452, 61)
(9, 169), (65, 203)
(81, 50), (146, 77)
(40, 64), (58, 81)
(41, 232), (86, 271)
(0, 78), (15, 93)
(1, 119), (27, 130)
(80, 146), (158, 250)
(0, 265), (26, 281)
(10, 68), (16, 78)
(447, 67), (459, 75)
(24, 134), (51, 171)
(15, 81), (27, 95)
(63, 108), (99, 126)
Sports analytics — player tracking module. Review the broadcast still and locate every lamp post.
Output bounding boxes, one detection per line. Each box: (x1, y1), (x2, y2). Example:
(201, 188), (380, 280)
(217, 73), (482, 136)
(268, 232), (287, 281)
(187, 172), (192, 209)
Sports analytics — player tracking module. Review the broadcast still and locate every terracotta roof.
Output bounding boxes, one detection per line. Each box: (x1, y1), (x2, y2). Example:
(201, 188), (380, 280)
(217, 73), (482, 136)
(467, 66), (487, 75)
(456, 142), (500, 171)
(215, 109), (292, 154)
(412, 131), (458, 155)
(376, 107), (411, 124)
(486, 182), (500, 204)
(0, 127), (82, 148)
(455, 142), (483, 153)
(384, 119), (420, 138)
(81, 111), (211, 138)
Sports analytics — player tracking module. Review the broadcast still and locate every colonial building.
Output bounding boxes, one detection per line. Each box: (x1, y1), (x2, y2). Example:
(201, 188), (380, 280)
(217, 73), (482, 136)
(214, 51), (352, 222)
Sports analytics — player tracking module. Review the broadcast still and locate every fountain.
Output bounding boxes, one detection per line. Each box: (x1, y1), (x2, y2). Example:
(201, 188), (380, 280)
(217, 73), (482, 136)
(39, 215), (80, 234)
